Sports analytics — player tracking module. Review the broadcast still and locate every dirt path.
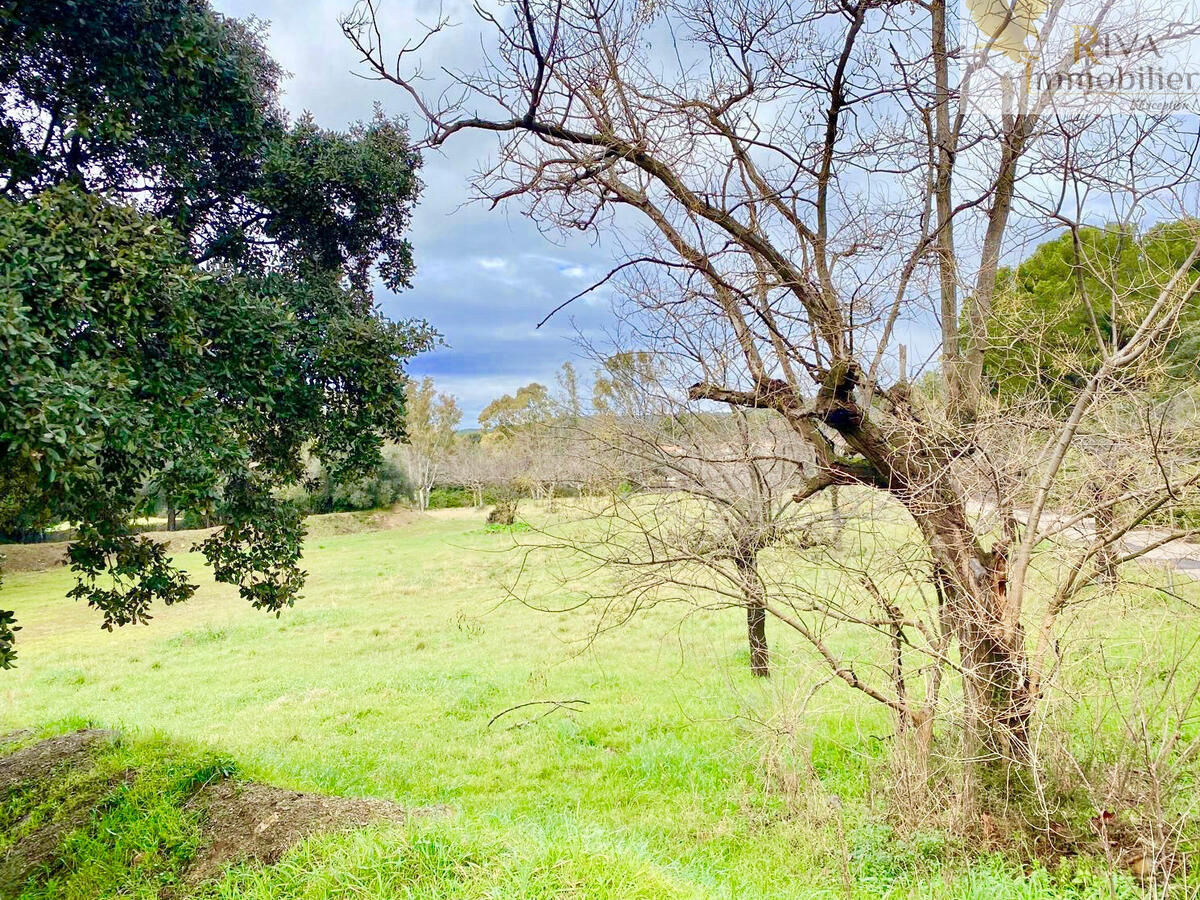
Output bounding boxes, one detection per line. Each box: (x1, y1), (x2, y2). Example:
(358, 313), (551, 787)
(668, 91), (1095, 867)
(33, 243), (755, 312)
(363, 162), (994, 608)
(966, 502), (1200, 571)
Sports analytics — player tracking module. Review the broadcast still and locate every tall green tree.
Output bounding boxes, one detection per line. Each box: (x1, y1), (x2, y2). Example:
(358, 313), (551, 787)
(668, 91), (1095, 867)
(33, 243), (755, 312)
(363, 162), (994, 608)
(985, 221), (1200, 406)
(0, 0), (420, 291)
(398, 377), (462, 511)
(0, 0), (432, 668)
(478, 383), (554, 440)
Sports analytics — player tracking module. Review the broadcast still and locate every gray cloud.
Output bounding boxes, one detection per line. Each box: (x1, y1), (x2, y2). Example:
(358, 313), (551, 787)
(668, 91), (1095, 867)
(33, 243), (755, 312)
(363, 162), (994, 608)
(211, 0), (610, 422)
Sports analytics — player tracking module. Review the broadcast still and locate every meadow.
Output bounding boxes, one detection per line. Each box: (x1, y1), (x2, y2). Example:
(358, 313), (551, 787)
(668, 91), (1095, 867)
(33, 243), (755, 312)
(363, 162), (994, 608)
(0, 508), (1169, 898)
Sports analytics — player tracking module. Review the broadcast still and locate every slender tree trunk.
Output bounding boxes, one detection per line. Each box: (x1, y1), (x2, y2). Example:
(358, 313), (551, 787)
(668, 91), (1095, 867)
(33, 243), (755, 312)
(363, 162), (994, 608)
(1094, 499), (1117, 581)
(1092, 476), (1126, 582)
(930, 0), (967, 416)
(829, 484), (844, 547)
(166, 502), (176, 532)
(735, 551), (769, 677)
(747, 603), (769, 677)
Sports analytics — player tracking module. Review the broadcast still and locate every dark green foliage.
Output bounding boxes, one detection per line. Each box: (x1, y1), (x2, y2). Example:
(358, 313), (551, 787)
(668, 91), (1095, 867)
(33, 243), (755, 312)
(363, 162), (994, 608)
(427, 485), (535, 510)
(0, 186), (222, 539)
(0, 460), (52, 542)
(427, 487), (475, 509)
(0, 187), (429, 656)
(66, 529), (198, 631)
(0, 0), (420, 293)
(0, 608), (17, 669)
(0, 0), (431, 665)
(252, 111), (419, 292)
(985, 221), (1200, 406)
(198, 481), (305, 614)
(0, 0), (280, 204)
(300, 454), (412, 514)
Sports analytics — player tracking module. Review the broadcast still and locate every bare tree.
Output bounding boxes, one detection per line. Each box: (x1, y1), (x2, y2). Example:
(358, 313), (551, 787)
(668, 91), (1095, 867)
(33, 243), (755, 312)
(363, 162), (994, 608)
(480, 375), (596, 508)
(445, 435), (544, 508)
(583, 350), (823, 676)
(344, 0), (1200, 807)
(445, 439), (493, 507)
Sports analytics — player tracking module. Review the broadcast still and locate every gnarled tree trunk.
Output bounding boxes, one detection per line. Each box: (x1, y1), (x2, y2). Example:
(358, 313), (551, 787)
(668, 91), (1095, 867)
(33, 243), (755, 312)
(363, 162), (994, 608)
(808, 363), (1034, 782)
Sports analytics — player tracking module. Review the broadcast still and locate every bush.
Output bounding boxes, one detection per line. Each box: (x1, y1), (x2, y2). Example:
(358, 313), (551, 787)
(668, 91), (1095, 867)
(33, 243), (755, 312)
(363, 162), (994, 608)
(427, 485), (524, 509)
(285, 449), (412, 514)
(426, 487), (473, 509)
(328, 457), (410, 512)
(1145, 505), (1200, 530)
(486, 498), (517, 526)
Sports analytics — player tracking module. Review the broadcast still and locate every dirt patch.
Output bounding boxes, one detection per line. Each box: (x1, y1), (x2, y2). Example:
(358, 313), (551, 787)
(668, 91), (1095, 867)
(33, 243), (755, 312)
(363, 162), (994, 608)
(303, 508), (419, 538)
(0, 729), (124, 894)
(0, 728), (117, 789)
(0, 542), (70, 574)
(0, 529), (219, 574)
(0, 729), (452, 893)
(0, 507), (424, 574)
(184, 781), (451, 884)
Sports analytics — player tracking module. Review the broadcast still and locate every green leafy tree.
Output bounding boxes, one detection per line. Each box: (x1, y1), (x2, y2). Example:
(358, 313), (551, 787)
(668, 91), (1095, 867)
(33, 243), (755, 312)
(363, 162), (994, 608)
(0, 0), (432, 667)
(0, 0), (419, 292)
(555, 361), (583, 421)
(399, 378), (463, 511)
(478, 383), (554, 439)
(591, 352), (659, 417)
(985, 221), (1200, 406)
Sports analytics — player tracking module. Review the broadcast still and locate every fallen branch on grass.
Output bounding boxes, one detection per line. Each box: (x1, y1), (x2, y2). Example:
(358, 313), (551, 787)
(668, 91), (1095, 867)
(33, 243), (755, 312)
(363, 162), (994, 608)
(487, 699), (590, 730)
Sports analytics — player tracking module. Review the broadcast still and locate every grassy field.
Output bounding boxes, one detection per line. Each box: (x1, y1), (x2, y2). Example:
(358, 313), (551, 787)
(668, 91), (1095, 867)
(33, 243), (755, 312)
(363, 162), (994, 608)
(0, 508), (1157, 898)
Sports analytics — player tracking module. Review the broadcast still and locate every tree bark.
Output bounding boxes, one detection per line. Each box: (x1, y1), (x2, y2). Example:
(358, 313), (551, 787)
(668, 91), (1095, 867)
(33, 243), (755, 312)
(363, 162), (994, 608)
(829, 484), (844, 548)
(747, 604), (769, 677)
(815, 364), (1032, 778)
(1092, 476), (1125, 582)
(735, 552), (770, 677)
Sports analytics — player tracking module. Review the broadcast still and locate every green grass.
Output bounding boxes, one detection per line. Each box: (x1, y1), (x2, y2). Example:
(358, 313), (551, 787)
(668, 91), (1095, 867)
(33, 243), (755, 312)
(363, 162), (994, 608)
(0, 508), (1154, 898)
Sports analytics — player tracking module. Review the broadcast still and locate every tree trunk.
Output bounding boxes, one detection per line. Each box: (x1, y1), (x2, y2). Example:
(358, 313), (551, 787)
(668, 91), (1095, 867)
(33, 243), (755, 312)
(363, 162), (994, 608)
(816, 365), (1032, 786)
(166, 502), (176, 532)
(1092, 476), (1125, 582)
(829, 484), (844, 548)
(735, 551), (769, 677)
(931, 553), (1033, 781)
(1094, 499), (1117, 582)
(747, 603), (769, 677)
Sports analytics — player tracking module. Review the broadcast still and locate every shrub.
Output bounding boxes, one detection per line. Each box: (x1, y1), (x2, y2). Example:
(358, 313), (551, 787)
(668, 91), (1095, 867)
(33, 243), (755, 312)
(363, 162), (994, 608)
(486, 499), (517, 526)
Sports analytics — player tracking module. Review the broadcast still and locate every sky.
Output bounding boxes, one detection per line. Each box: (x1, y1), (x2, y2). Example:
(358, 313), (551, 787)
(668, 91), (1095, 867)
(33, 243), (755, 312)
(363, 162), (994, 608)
(212, 0), (615, 423)
(207, 0), (1199, 422)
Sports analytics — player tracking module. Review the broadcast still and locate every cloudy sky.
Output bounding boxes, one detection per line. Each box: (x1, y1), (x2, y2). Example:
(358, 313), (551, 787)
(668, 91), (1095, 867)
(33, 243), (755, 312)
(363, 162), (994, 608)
(212, 0), (615, 422)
